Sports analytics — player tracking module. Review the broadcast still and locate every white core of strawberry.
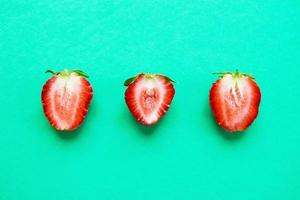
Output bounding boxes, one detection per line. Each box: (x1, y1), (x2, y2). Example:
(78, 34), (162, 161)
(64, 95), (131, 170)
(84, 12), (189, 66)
(49, 75), (82, 130)
(134, 78), (166, 124)
(220, 74), (253, 126)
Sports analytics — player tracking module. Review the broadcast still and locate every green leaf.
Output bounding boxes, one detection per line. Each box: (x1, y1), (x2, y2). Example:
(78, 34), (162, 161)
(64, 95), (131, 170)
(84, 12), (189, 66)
(45, 70), (57, 75)
(124, 76), (137, 86)
(212, 72), (231, 76)
(72, 70), (89, 78)
(161, 75), (176, 83)
(242, 73), (255, 80)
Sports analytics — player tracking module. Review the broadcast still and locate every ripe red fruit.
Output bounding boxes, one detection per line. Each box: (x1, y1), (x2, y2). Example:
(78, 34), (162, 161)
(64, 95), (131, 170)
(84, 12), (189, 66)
(41, 69), (93, 131)
(209, 70), (261, 132)
(124, 73), (175, 126)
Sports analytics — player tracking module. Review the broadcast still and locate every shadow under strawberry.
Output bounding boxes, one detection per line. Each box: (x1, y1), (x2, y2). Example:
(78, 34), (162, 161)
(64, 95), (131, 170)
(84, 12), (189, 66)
(217, 127), (245, 141)
(133, 118), (162, 136)
(54, 128), (82, 140)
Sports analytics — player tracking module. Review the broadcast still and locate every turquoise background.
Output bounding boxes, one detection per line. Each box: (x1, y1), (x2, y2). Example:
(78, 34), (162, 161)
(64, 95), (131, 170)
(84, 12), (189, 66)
(1, 0), (300, 199)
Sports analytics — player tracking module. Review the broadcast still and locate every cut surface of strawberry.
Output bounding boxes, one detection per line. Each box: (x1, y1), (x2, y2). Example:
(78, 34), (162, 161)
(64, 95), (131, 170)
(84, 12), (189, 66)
(209, 70), (261, 132)
(42, 69), (93, 131)
(124, 73), (175, 126)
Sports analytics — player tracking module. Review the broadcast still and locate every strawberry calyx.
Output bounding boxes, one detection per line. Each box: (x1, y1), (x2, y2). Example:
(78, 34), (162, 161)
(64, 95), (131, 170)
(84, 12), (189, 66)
(124, 73), (175, 86)
(213, 69), (255, 80)
(45, 69), (89, 78)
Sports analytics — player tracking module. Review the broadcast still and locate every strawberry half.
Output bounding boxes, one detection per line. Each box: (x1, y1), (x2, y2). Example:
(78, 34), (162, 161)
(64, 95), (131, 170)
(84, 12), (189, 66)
(124, 73), (175, 126)
(41, 69), (93, 131)
(209, 70), (261, 132)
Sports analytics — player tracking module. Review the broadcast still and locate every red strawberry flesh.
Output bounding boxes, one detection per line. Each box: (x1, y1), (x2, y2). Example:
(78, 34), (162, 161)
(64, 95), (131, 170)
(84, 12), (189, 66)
(125, 74), (175, 125)
(209, 71), (261, 132)
(42, 69), (93, 131)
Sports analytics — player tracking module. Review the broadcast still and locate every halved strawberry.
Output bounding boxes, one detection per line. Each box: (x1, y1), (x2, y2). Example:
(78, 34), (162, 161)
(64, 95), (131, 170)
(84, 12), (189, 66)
(124, 73), (175, 126)
(209, 70), (261, 132)
(41, 69), (93, 131)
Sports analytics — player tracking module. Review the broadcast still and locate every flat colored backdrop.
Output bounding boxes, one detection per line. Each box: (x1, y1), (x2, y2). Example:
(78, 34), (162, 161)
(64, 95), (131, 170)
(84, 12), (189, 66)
(0, 0), (299, 199)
